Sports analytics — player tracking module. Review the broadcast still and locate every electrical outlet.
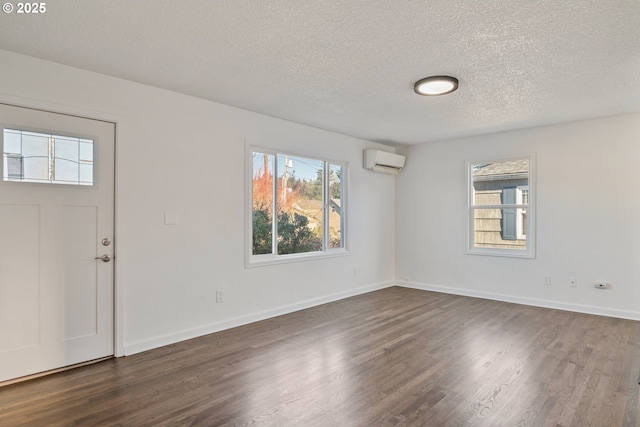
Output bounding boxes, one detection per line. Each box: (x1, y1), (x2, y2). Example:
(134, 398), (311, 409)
(569, 277), (577, 287)
(216, 291), (224, 303)
(543, 275), (551, 286)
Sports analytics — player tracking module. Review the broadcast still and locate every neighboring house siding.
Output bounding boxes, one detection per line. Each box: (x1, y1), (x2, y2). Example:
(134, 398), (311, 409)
(473, 178), (527, 250)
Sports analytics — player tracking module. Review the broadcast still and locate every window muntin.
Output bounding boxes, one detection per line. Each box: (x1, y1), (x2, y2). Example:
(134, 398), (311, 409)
(468, 156), (534, 258)
(2, 129), (94, 186)
(249, 148), (347, 265)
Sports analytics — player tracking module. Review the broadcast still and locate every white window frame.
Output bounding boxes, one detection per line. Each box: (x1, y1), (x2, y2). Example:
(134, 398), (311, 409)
(245, 145), (349, 267)
(466, 154), (536, 259)
(516, 186), (528, 240)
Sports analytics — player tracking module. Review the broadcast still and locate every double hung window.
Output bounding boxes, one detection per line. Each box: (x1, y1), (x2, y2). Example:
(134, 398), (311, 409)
(467, 156), (535, 258)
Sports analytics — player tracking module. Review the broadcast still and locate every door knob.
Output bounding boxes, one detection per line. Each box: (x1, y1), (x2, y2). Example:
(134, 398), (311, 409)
(94, 254), (111, 262)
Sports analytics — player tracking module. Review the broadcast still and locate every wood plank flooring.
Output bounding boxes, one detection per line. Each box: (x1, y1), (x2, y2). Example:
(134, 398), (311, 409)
(1, 287), (639, 426)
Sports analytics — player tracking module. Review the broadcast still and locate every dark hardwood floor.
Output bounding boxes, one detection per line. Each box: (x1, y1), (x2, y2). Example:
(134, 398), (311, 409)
(1, 286), (639, 426)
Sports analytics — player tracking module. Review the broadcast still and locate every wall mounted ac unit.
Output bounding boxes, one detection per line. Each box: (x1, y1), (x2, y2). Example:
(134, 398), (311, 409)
(363, 149), (406, 174)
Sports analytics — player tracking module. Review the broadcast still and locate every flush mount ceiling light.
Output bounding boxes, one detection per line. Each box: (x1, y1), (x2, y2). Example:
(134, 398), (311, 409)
(414, 76), (459, 96)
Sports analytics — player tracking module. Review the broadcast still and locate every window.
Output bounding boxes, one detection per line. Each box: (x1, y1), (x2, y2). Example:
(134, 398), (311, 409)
(467, 156), (535, 258)
(248, 147), (347, 265)
(2, 128), (94, 186)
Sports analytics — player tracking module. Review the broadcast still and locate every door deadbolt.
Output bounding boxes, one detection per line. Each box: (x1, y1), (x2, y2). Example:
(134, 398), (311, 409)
(102, 238), (111, 246)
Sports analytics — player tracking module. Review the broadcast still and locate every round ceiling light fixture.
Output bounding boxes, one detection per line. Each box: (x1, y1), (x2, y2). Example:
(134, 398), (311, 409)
(414, 75), (459, 96)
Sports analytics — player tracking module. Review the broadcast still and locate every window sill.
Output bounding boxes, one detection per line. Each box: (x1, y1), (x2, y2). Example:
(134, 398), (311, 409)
(246, 248), (350, 268)
(466, 247), (535, 259)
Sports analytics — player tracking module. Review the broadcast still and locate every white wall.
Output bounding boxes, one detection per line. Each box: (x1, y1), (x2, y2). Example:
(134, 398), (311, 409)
(396, 113), (640, 319)
(0, 49), (396, 355)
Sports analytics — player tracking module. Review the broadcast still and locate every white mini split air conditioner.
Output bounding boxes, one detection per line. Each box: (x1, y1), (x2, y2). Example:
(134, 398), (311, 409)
(363, 149), (406, 174)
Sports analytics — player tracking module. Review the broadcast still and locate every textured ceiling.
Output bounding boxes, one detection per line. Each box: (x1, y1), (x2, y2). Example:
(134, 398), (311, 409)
(0, 0), (639, 145)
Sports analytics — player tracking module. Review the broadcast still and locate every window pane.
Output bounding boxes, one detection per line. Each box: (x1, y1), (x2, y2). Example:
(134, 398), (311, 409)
(277, 154), (323, 255)
(21, 131), (50, 182)
(3, 130), (24, 179)
(2, 129), (94, 185)
(78, 139), (94, 185)
(472, 159), (529, 206)
(472, 208), (527, 250)
(5, 154), (22, 179)
(328, 163), (343, 248)
(3, 129), (21, 154)
(53, 136), (80, 183)
(252, 152), (274, 255)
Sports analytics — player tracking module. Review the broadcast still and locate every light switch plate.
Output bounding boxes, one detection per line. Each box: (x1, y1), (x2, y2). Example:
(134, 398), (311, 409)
(164, 211), (178, 225)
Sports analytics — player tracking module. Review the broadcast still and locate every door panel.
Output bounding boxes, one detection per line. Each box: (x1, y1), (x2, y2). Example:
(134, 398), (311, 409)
(0, 103), (115, 383)
(0, 203), (40, 354)
(63, 205), (99, 340)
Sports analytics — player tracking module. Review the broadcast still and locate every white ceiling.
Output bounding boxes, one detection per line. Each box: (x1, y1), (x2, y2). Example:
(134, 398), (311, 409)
(1, 0), (639, 145)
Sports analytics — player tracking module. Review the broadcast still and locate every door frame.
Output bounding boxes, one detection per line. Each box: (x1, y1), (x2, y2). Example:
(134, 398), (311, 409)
(0, 93), (124, 358)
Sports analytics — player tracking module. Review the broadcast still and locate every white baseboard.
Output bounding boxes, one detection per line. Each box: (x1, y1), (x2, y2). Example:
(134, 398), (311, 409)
(123, 281), (395, 356)
(396, 281), (640, 321)
(124, 279), (640, 356)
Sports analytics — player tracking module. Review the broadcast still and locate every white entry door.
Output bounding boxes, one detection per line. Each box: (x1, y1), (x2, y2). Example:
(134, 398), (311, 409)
(0, 103), (115, 383)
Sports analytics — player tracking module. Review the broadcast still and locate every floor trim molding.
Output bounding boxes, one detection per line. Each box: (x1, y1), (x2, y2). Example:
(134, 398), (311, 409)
(124, 281), (395, 356)
(397, 281), (640, 321)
